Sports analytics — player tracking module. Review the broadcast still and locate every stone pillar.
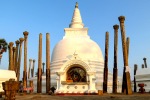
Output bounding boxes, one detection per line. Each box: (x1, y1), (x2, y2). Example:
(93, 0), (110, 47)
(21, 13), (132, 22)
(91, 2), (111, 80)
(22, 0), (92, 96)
(122, 37), (130, 93)
(15, 40), (20, 73)
(46, 33), (50, 93)
(134, 64), (137, 92)
(37, 33), (42, 93)
(143, 57), (147, 68)
(113, 24), (119, 93)
(142, 64), (144, 68)
(23, 31), (29, 93)
(28, 59), (32, 79)
(17, 38), (24, 81)
(31, 59), (35, 77)
(8, 42), (14, 70)
(42, 62), (45, 74)
(118, 16), (132, 95)
(103, 32), (109, 93)
(13, 47), (16, 71)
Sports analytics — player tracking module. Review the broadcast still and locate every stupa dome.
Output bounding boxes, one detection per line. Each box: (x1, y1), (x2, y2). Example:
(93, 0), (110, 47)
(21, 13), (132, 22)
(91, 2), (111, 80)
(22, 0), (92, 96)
(51, 36), (104, 63)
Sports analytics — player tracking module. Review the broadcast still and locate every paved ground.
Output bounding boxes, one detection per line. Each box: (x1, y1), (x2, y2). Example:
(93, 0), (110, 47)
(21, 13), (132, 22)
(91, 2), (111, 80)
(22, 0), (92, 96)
(1, 93), (150, 100)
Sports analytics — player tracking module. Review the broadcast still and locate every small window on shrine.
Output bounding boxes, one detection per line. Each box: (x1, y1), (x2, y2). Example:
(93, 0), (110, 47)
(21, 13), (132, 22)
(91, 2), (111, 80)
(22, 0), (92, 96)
(66, 66), (86, 82)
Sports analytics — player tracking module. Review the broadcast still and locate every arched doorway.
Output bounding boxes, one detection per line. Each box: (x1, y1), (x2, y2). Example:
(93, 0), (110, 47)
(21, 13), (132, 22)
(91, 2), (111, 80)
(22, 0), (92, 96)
(66, 66), (86, 82)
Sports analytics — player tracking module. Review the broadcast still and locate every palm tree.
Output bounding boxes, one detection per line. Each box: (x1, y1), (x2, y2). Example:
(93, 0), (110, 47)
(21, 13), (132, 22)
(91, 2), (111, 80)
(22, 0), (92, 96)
(0, 39), (8, 64)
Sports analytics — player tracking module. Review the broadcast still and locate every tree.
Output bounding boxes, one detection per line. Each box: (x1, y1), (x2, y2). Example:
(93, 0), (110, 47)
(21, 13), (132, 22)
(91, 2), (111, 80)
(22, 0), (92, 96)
(0, 39), (8, 64)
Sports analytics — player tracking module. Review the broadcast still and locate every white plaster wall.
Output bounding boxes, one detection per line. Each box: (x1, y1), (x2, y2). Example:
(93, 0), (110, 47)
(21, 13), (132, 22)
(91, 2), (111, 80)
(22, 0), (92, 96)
(135, 74), (150, 92)
(56, 85), (89, 93)
(0, 69), (17, 92)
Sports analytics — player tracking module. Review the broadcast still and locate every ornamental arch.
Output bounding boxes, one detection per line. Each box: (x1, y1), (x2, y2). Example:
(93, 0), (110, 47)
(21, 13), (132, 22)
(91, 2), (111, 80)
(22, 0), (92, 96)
(66, 64), (87, 82)
(60, 59), (91, 72)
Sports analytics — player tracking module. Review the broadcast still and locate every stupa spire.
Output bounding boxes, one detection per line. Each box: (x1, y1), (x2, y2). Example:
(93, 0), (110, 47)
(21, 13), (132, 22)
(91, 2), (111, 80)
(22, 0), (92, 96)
(69, 2), (84, 28)
(75, 2), (78, 8)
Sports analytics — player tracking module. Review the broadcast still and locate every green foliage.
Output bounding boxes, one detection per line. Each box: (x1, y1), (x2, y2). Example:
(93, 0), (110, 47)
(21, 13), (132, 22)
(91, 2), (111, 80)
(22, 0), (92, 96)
(0, 38), (8, 53)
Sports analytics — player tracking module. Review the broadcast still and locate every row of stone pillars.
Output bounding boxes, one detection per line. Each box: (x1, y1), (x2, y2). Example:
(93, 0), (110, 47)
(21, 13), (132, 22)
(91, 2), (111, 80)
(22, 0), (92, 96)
(8, 34), (26, 81)
(103, 16), (132, 95)
(8, 32), (51, 94)
(8, 31), (29, 93)
(28, 60), (45, 79)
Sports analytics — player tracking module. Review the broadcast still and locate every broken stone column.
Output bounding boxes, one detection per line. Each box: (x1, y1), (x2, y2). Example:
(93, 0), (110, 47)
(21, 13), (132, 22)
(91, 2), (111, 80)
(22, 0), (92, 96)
(46, 33), (50, 93)
(15, 40), (20, 73)
(42, 62), (45, 74)
(113, 24), (119, 93)
(2, 79), (19, 100)
(37, 33), (42, 93)
(17, 38), (24, 82)
(142, 64), (144, 68)
(23, 31), (29, 93)
(134, 64), (137, 92)
(118, 16), (132, 95)
(8, 42), (14, 70)
(143, 57), (147, 68)
(28, 59), (32, 79)
(103, 31), (109, 93)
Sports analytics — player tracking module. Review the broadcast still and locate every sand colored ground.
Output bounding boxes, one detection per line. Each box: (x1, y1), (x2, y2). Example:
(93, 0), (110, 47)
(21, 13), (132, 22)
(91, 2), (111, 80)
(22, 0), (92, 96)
(1, 93), (150, 100)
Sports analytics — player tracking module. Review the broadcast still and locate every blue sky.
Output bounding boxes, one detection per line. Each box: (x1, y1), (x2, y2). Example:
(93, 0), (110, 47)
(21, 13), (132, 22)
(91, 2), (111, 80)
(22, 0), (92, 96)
(0, 0), (150, 80)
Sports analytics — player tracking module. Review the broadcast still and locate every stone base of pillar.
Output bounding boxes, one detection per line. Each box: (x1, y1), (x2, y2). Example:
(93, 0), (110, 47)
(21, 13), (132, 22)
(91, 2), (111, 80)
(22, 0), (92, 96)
(0, 92), (2, 98)
(122, 67), (126, 93)
(103, 82), (107, 93)
(98, 90), (103, 95)
(113, 68), (118, 93)
(46, 69), (50, 93)
(126, 72), (132, 95)
(37, 68), (42, 93)
(103, 68), (108, 93)
(23, 71), (27, 95)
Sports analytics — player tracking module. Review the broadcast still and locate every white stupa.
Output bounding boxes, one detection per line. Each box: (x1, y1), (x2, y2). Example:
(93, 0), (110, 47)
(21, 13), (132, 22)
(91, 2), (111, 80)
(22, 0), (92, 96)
(50, 2), (121, 94)
(28, 2), (122, 93)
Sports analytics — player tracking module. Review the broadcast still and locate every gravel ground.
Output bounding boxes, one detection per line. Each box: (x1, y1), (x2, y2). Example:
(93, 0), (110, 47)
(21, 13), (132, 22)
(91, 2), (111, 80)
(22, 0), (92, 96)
(1, 93), (150, 100)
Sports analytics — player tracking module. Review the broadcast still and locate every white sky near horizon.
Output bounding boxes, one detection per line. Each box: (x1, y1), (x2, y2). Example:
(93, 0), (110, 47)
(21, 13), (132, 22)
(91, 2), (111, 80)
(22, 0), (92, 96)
(0, 0), (150, 81)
